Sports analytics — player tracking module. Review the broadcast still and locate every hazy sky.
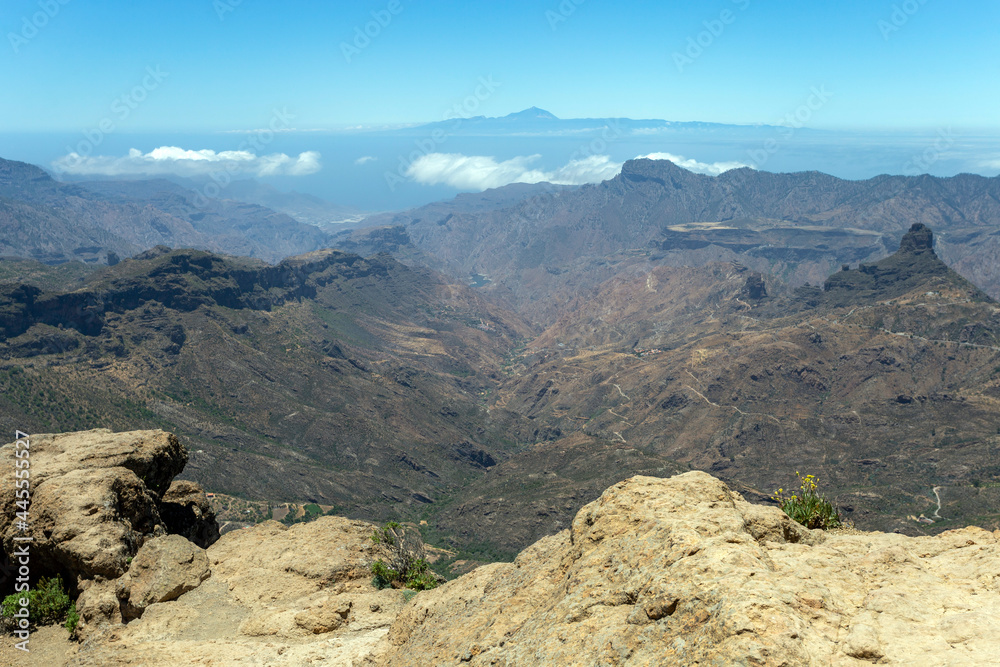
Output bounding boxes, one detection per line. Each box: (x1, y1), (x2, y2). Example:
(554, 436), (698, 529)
(3, 0), (998, 132)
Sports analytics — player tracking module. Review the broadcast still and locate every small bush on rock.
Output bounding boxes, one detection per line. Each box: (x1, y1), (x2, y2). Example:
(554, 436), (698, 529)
(370, 521), (402, 546)
(773, 472), (842, 529)
(0, 575), (76, 633)
(64, 602), (79, 635)
(369, 522), (440, 591)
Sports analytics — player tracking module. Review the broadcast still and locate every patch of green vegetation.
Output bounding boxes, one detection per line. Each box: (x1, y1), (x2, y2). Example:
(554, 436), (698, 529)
(370, 521), (401, 545)
(371, 557), (437, 591)
(64, 602), (79, 635)
(280, 502), (327, 526)
(773, 471), (842, 530)
(1, 576), (76, 633)
(369, 522), (439, 591)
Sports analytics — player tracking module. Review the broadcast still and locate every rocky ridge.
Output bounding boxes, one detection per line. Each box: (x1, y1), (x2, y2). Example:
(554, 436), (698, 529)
(348, 159), (1000, 322)
(377, 472), (1000, 666)
(0, 157), (331, 265)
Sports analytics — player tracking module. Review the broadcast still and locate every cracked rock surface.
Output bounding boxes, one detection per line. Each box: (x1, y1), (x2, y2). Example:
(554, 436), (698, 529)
(374, 471), (1000, 666)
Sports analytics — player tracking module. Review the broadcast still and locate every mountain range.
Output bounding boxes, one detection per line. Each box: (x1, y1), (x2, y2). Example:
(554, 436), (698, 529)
(354, 158), (1000, 324)
(0, 158), (331, 264)
(0, 154), (998, 561)
(0, 245), (535, 560)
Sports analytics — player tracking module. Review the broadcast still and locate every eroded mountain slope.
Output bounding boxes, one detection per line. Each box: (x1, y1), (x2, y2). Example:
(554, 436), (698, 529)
(345, 160), (1000, 323)
(426, 225), (1000, 552)
(0, 246), (532, 524)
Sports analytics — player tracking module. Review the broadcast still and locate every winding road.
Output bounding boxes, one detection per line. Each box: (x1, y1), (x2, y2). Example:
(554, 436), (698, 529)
(932, 486), (944, 521)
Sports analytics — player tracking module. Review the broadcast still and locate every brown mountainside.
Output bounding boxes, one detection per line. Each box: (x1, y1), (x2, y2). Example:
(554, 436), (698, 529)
(0, 247), (533, 528)
(420, 225), (1000, 553)
(346, 159), (1000, 323)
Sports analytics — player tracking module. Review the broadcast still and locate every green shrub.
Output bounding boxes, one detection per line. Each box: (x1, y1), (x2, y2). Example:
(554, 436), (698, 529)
(370, 560), (400, 589)
(773, 472), (842, 530)
(64, 602), (79, 634)
(403, 559), (438, 591)
(370, 521), (401, 545)
(369, 522), (439, 591)
(1, 576), (75, 630)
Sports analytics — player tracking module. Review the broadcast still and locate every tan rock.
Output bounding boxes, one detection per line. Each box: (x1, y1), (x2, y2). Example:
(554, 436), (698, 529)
(375, 471), (1000, 666)
(69, 516), (410, 666)
(119, 534), (210, 620)
(0, 429), (186, 582)
(295, 599), (352, 634)
(13, 467), (161, 580)
(46, 468), (1000, 665)
(0, 429), (186, 497)
(75, 579), (124, 636)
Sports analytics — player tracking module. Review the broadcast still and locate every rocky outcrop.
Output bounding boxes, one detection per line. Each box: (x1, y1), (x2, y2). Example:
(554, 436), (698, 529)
(0, 429), (188, 584)
(376, 472), (1000, 666)
(819, 223), (985, 305)
(159, 481), (221, 549)
(898, 222), (935, 254)
(70, 517), (411, 666)
(75, 535), (212, 635)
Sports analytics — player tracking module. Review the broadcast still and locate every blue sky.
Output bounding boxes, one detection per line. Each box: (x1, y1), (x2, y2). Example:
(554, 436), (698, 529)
(3, 0), (999, 133)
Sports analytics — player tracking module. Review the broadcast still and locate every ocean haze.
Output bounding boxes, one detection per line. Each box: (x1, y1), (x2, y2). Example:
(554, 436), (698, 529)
(2, 111), (999, 212)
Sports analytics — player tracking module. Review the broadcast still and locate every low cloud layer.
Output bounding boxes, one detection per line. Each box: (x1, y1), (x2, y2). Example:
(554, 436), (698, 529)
(405, 152), (747, 190)
(637, 152), (750, 176)
(405, 153), (622, 190)
(52, 147), (322, 177)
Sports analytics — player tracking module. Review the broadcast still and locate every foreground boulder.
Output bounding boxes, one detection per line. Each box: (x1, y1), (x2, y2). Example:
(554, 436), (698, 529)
(75, 535), (212, 635)
(0, 429), (188, 584)
(376, 472), (1000, 666)
(118, 534), (211, 621)
(70, 517), (411, 666)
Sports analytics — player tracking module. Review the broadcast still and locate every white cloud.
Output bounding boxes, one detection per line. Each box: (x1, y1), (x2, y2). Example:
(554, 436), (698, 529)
(404, 151), (748, 190)
(405, 153), (622, 190)
(549, 155), (625, 183)
(51, 146), (322, 177)
(638, 152), (750, 175)
(354, 155), (377, 165)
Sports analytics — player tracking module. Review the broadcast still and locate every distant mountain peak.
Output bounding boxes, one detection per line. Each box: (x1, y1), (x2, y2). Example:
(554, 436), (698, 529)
(616, 157), (703, 185)
(0, 156), (54, 187)
(817, 224), (989, 305)
(898, 223), (935, 255)
(504, 107), (558, 120)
